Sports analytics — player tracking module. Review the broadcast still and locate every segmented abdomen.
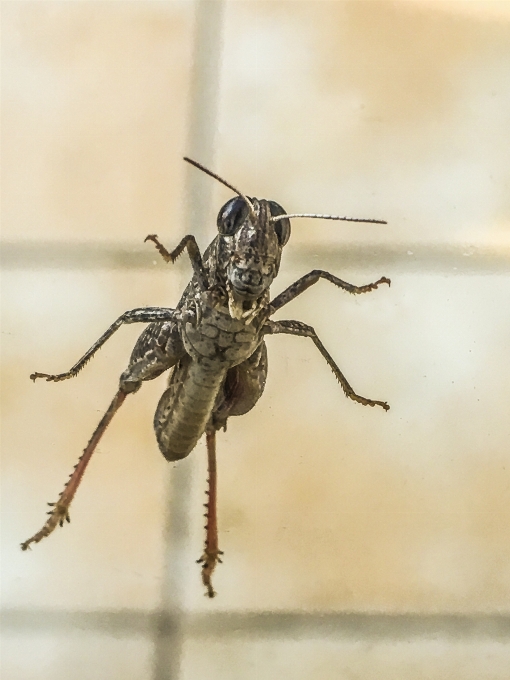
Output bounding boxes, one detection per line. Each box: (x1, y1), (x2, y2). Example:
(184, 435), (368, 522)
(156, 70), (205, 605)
(153, 356), (226, 461)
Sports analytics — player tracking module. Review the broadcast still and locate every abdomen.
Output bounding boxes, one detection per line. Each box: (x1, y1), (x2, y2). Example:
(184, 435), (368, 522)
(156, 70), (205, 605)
(153, 356), (226, 461)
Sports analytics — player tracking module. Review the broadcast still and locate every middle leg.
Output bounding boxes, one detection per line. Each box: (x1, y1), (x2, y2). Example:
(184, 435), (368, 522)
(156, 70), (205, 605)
(265, 319), (389, 411)
(31, 307), (178, 383)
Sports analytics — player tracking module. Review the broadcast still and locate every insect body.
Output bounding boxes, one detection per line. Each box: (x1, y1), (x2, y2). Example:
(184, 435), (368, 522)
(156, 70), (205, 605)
(21, 158), (390, 597)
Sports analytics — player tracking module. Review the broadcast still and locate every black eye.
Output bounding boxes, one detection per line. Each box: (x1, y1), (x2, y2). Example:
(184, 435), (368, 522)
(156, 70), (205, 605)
(217, 197), (248, 236)
(269, 201), (291, 246)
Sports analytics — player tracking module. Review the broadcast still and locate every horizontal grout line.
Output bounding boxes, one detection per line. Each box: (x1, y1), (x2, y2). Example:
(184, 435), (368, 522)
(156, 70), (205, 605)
(1, 241), (173, 271)
(302, 242), (510, 275)
(2, 241), (510, 274)
(2, 608), (510, 641)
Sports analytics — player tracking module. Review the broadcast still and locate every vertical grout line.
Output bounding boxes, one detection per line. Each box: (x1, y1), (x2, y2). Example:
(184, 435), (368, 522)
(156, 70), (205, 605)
(152, 2), (225, 680)
(184, 0), (226, 244)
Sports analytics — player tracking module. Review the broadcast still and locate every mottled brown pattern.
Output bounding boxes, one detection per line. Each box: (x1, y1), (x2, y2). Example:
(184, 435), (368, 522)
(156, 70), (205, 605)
(22, 160), (389, 597)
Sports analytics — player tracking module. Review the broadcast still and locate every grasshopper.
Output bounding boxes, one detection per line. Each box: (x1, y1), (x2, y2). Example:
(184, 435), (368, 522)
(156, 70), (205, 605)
(21, 157), (390, 597)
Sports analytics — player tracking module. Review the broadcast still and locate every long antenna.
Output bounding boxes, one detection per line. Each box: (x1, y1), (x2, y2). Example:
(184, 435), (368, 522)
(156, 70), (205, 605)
(183, 157), (256, 221)
(184, 157), (386, 226)
(271, 213), (387, 225)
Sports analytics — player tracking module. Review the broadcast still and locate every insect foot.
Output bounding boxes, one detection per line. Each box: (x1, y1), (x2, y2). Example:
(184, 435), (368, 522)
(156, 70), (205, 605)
(30, 371), (66, 382)
(197, 548), (224, 599)
(21, 500), (70, 551)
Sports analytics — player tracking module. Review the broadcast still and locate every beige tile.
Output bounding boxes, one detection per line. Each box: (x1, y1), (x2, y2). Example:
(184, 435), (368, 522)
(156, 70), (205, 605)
(2, 2), (510, 677)
(2, 2), (192, 242)
(2, 269), (183, 610)
(185, 273), (510, 612)
(2, 631), (152, 680)
(4, 271), (510, 613)
(217, 1), (510, 247)
(182, 637), (510, 680)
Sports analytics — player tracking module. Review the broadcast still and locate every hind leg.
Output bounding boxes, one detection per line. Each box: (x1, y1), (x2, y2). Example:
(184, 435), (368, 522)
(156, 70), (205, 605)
(22, 319), (185, 550)
(21, 389), (128, 550)
(212, 342), (268, 430)
(197, 428), (223, 598)
(194, 344), (268, 595)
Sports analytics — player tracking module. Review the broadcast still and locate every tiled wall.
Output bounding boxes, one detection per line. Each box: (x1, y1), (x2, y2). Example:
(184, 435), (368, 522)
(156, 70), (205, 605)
(2, 2), (510, 678)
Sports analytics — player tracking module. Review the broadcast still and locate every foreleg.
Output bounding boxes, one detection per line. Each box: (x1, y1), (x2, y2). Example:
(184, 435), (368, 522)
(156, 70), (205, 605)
(269, 270), (390, 313)
(265, 320), (389, 411)
(145, 234), (208, 290)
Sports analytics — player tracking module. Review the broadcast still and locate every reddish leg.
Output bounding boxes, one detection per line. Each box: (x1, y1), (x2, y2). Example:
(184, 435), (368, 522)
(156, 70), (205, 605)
(197, 428), (223, 598)
(21, 390), (128, 551)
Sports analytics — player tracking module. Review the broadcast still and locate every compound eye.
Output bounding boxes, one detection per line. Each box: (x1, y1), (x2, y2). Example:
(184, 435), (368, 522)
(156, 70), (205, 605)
(269, 201), (291, 246)
(217, 197), (249, 236)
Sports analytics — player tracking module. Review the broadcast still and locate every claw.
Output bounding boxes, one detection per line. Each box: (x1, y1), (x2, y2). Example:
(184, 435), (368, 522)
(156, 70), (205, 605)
(30, 372), (52, 382)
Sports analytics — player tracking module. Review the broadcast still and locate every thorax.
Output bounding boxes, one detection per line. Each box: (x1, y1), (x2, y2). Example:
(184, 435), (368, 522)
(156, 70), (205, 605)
(178, 289), (267, 368)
